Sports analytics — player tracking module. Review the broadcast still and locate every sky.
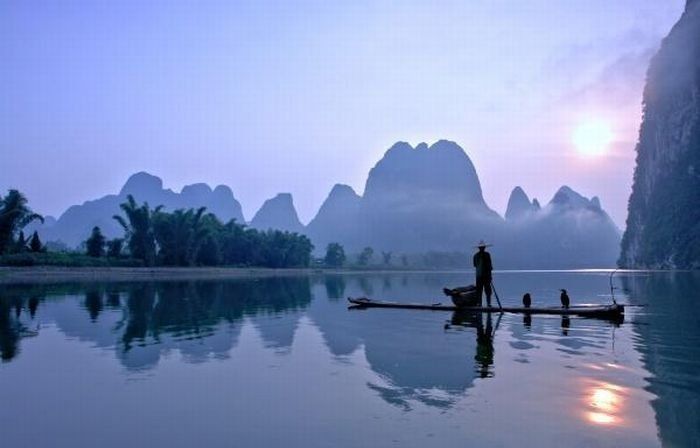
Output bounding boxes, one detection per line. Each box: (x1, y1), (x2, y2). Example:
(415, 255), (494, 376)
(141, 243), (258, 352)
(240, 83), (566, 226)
(0, 0), (686, 228)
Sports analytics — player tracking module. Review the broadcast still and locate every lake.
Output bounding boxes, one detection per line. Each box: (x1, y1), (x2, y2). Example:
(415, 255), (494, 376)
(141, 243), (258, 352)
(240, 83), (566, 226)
(1, 271), (699, 448)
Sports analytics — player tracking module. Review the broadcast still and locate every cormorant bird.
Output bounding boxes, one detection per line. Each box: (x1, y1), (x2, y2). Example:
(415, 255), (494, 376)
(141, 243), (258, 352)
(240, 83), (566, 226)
(522, 293), (532, 308)
(560, 289), (570, 309)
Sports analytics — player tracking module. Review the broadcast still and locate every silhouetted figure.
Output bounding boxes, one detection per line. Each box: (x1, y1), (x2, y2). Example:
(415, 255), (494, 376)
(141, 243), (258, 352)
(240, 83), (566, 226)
(560, 289), (570, 308)
(561, 315), (571, 336)
(522, 293), (532, 308)
(473, 240), (493, 307)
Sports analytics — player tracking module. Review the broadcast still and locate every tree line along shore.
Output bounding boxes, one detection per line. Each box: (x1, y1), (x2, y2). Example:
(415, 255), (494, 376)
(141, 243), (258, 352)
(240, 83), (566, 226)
(0, 189), (431, 271)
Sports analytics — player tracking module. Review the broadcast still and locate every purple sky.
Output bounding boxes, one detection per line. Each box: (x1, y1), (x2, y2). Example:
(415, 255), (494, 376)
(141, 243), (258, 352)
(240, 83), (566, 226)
(0, 1), (685, 227)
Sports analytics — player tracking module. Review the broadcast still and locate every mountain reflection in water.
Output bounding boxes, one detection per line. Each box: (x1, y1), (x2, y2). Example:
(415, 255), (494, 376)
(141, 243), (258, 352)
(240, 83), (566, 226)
(0, 271), (699, 448)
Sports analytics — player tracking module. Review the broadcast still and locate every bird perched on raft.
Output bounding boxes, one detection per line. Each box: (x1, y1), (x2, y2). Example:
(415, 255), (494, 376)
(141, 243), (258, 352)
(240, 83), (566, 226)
(560, 289), (570, 309)
(523, 293), (532, 308)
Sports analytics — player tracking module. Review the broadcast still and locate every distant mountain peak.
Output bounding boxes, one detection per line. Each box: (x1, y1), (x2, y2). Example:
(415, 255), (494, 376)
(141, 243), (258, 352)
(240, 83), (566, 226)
(547, 186), (615, 227)
(385, 141), (413, 156)
(120, 172), (163, 196)
(213, 184), (233, 196)
(505, 186), (538, 220)
(39, 172), (245, 247)
(328, 183), (360, 199)
(364, 140), (487, 206)
(274, 192), (293, 202)
(251, 193), (303, 233)
(550, 185), (590, 209)
(306, 183), (362, 249)
(429, 139), (462, 151)
(180, 183), (212, 201)
(181, 183), (213, 197)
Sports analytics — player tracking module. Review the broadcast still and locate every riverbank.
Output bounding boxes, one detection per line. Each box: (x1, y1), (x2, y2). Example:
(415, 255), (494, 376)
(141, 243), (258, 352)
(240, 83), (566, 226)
(0, 266), (464, 284)
(0, 266), (650, 284)
(0, 266), (326, 284)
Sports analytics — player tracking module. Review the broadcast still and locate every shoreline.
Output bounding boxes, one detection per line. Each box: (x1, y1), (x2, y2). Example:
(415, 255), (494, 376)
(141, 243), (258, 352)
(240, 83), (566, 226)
(0, 266), (327, 284)
(0, 266), (472, 284)
(0, 266), (674, 284)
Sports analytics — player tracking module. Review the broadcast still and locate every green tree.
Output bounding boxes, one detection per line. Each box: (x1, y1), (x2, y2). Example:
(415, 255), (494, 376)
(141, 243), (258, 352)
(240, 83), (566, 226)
(29, 231), (43, 253)
(14, 231), (28, 253)
(153, 207), (209, 266)
(113, 195), (160, 266)
(86, 226), (106, 257)
(217, 219), (251, 266)
(196, 235), (221, 266)
(213, 219), (312, 268)
(324, 243), (346, 267)
(382, 251), (392, 265)
(0, 189), (43, 254)
(357, 247), (374, 266)
(107, 239), (124, 258)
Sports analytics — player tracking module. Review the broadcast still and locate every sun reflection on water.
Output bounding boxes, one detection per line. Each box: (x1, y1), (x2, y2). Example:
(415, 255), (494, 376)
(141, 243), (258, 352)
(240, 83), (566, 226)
(584, 379), (626, 426)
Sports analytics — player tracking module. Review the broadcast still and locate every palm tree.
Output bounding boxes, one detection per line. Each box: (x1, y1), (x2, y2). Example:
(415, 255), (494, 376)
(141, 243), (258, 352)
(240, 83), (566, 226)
(113, 195), (161, 266)
(153, 207), (209, 266)
(0, 189), (43, 254)
(86, 226), (106, 257)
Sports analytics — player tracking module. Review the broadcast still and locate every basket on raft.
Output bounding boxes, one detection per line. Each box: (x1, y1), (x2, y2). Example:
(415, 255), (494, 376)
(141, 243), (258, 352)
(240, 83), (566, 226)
(442, 285), (480, 307)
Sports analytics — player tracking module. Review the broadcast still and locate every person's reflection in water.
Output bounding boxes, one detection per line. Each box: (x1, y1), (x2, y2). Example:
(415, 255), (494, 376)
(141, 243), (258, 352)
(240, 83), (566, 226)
(449, 311), (498, 378)
(561, 315), (571, 336)
(475, 313), (495, 378)
(523, 312), (532, 329)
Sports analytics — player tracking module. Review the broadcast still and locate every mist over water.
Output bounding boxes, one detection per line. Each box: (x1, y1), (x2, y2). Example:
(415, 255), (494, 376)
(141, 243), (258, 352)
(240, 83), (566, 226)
(1, 271), (698, 447)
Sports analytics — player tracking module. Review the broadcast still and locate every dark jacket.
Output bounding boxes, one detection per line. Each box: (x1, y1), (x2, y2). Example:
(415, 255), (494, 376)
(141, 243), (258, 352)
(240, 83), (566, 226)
(473, 251), (493, 279)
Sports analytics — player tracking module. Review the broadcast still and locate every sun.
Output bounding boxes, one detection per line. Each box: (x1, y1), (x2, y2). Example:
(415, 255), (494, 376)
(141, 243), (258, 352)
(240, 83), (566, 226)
(572, 120), (614, 157)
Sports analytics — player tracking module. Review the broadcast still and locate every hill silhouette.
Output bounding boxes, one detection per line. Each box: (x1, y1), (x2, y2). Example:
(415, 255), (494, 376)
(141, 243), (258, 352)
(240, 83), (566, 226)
(30, 141), (620, 267)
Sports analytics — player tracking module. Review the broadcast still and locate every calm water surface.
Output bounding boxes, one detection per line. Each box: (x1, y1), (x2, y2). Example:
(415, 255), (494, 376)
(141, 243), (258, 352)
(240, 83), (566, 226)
(1, 271), (698, 448)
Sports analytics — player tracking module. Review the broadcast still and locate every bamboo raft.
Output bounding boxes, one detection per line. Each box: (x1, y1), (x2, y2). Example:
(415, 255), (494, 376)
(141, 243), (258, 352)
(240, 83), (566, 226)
(347, 297), (625, 320)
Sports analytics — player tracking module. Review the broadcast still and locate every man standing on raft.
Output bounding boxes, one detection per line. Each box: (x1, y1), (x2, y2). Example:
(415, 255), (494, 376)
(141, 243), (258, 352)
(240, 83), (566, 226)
(473, 240), (493, 307)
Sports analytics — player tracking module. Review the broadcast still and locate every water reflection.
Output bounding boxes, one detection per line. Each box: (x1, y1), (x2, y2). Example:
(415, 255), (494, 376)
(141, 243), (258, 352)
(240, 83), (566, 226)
(0, 278), (312, 368)
(0, 291), (42, 362)
(0, 272), (698, 447)
(623, 272), (700, 447)
(449, 311), (498, 378)
(323, 275), (346, 300)
(561, 315), (571, 336)
(585, 381), (625, 426)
